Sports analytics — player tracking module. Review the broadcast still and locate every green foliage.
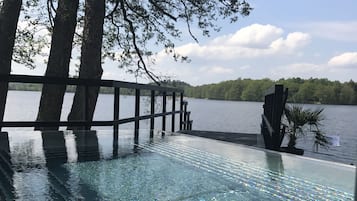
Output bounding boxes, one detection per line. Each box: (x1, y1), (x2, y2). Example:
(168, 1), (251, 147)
(159, 80), (191, 89)
(283, 105), (328, 151)
(185, 77), (357, 105)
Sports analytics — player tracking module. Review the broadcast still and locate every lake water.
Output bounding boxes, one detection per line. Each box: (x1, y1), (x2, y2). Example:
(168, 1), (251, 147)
(3, 91), (357, 165)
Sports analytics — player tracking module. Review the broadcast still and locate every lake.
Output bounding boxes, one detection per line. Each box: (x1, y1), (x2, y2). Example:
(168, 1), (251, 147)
(3, 90), (357, 165)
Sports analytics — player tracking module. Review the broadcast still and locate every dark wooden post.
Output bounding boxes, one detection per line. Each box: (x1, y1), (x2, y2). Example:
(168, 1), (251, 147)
(171, 92), (176, 132)
(186, 112), (191, 130)
(183, 101), (187, 130)
(261, 84), (286, 151)
(134, 89), (140, 143)
(113, 88), (120, 135)
(113, 87), (120, 157)
(179, 93), (184, 130)
(271, 85), (284, 150)
(162, 92), (166, 135)
(262, 91), (273, 149)
(150, 90), (155, 138)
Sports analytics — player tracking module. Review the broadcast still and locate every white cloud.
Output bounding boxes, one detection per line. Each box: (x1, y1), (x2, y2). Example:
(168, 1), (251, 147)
(151, 24), (314, 85)
(327, 52), (357, 67)
(156, 24), (311, 62)
(270, 53), (357, 81)
(239, 65), (251, 70)
(199, 66), (234, 74)
(270, 63), (324, 79)
(270, 32), (311, 52)
(298, 21), (357, 42)
(212, 24), (283, 48)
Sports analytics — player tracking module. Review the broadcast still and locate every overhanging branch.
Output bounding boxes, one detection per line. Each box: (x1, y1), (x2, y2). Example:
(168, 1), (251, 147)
(180, 0), (198, 43)
(148, 0), (177, 21)
(119, 0), (161, 85)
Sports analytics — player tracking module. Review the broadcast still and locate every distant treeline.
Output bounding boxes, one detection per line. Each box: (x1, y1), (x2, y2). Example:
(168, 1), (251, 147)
(163, 78), (357, 105)
(8, 78), (357, 105)
(8, 83), (134, 95)
(8, 82), (168, 96)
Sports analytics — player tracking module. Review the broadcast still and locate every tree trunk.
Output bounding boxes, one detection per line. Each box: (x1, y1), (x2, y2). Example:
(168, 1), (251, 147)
(36, 0), (79, 130)
(67, 0), (105, 130)
(0, 0), (22, 128)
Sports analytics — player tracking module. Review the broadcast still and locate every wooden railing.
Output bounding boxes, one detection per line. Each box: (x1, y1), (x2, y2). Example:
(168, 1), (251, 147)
(0, 74), (193, 138)
(261, 84), (288, 151)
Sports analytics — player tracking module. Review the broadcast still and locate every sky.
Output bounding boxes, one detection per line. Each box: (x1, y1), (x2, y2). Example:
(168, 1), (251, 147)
(11, 0), (357, 86)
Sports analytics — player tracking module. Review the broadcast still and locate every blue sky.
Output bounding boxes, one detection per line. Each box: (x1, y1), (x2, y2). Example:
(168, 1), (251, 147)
(12, 0), (357, 86)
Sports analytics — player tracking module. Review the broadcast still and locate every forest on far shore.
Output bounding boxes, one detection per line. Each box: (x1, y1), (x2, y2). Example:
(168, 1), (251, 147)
(8, 77), (357, 105)
(162, 78), (357, 105)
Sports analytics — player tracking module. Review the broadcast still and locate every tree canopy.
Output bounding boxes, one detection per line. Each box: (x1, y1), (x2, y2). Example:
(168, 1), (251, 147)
(14, 0), (252, 82)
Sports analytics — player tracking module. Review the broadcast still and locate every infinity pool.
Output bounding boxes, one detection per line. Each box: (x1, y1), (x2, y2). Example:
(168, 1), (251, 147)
(0, 130), (355, 200)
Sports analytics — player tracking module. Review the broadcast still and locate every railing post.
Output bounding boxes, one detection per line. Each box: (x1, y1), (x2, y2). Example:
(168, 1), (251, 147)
(134, 89), (140, 143)
(171, 92), (176, 132)
(187, 111), (190, 130)
(113, 88), (120, 133)
(150, 90), (155, 138)
(184, 103), (187, 130)
(113, 87), (120, 152)
(162, 92), (166, 136)
(179, 93), (184, 130)
(162, 92), (166, 135)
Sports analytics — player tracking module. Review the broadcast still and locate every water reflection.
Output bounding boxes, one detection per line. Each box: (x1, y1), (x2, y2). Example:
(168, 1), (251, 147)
(265, 152), (284, 180)
(41, 131), (68, 165)
(41, 130), (105, 199)
(0, 130), (148, 199)
(74, 130), (100, 162)
(41, 131), (74, 199)
(113, 129), (119, 158)
(0, 132), (15, 200)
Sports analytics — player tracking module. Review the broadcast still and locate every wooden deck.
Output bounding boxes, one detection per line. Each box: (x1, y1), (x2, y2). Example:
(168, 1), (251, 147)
(179, 130), (263, 147)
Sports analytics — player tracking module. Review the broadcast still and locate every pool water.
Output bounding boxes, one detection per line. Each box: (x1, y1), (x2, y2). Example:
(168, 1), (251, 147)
(0, 130), (355, 200)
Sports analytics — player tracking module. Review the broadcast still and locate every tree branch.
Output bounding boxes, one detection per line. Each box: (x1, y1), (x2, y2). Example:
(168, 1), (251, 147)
(47, 0), (55, 29)
(105, 0), (119, 19)
(148, 0), (177, 21)
(180, 0), (198, 43)
(125, 1), (150, 19)
(119, 0), (161, 85)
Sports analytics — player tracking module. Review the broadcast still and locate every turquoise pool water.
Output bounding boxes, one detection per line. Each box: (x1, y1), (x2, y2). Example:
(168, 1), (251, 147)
(0, 130), (355, 200)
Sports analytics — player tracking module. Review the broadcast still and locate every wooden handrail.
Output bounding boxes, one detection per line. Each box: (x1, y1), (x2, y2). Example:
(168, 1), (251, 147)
(0, 74), (193, 134)
(0, 74), (183, 93)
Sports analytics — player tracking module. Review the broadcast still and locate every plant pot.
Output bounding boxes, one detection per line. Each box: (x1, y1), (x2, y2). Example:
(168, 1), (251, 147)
(280, 147), (304, 155)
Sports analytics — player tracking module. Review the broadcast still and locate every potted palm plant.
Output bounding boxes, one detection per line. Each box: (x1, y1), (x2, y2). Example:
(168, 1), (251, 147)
(281, 105), (329, 155)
